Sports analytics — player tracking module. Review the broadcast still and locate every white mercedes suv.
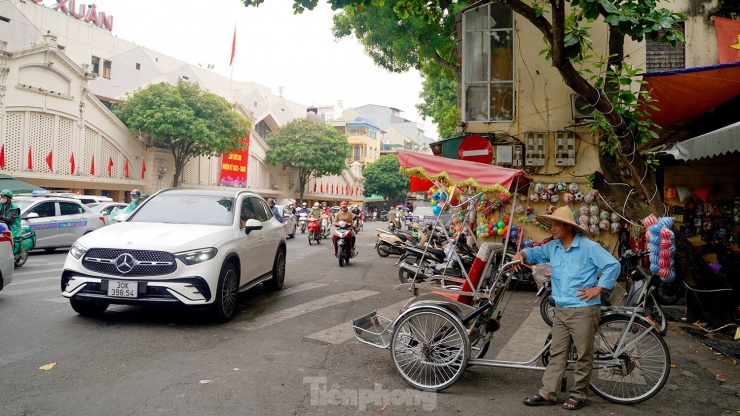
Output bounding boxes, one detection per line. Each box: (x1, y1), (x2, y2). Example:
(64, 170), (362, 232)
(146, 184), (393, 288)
(61, 188), (287, 322)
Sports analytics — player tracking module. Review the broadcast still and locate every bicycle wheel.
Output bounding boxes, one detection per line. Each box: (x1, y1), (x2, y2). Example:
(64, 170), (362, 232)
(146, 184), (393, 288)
(539, 294), (555, 326)
(390, 307), (469, 392)
(590, 314), (670, 404)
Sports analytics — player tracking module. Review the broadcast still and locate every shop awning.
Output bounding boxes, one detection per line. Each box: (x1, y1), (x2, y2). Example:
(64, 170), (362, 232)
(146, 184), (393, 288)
(664, 120), (740, 161)
(0, 174), (46, 193)
(396, 150), (531, 194)
(641, 62), (740, 127)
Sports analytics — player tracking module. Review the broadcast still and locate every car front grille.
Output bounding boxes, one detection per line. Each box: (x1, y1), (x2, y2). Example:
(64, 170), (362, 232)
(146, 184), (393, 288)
(82, 249), (177, 277)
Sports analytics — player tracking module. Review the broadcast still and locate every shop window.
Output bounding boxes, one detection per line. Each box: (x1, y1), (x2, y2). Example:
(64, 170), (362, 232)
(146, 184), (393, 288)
(136, 63), (141, 70)
(91, 56), (100, 74)
(646, 23), (685, 72)
(255, 120), (270, 139)
(102, 60), (112, 79)
(353, 146), (361, 162)
(462, 3), (515, 122)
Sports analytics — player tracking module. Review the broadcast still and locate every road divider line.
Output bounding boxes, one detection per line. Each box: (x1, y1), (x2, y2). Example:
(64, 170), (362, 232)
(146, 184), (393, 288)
(44, 297), (68, 304)
(8, 276), (58, 285)
(1, 285), (59, 296)
(236, 290), (378, 332)
(254, 282), (329, 305)
(494, 306), (551, 362)
(305, 299), (408, 344)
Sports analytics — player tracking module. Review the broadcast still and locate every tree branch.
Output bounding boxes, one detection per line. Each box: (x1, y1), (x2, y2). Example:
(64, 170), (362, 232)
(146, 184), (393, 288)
(494, 0), (553, 45)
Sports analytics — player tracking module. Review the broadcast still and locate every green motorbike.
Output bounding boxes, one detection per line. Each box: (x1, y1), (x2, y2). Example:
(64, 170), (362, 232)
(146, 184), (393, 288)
(13, 225), (36, 267)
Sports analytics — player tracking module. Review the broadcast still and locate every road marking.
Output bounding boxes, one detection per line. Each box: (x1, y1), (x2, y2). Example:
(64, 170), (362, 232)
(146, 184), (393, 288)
(305, 299), (408, 344)
(44, 297), (68, 304)
(1, 285), (59, 296)
(14, 268), (61, 276)
(23, 260), (65, 266)
(494, 306), (551, 362)
(8, 276), (58, 285)
(236, 290), (379, 332)
(254, 282), (328, 305)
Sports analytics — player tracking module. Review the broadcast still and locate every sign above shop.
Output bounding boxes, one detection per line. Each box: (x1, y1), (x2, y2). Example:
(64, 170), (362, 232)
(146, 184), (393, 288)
(457, 135), (494, 164)
(32, 0), (114, 32)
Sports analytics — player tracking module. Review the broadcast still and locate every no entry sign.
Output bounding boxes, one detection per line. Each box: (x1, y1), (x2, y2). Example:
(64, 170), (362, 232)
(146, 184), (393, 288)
(457, 135), (494, 164)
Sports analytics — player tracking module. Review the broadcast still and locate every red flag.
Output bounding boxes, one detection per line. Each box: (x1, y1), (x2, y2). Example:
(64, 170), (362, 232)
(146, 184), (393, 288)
(46, 150), (53, 171)
(70, 153), (75, 175)
(142, 160), (146, 179)
(90, 155), (95, 175)
(229, 27), (236, 66)
(716, 17), (740, 63)
(27, 147), (33, 170)
(107, 157), (113, 177)
(124, 159), (130, 178)
(0, 144), (4, 169)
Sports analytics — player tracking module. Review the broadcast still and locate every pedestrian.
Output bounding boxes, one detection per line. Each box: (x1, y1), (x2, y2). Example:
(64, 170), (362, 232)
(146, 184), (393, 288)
(512, 206), (619, 410)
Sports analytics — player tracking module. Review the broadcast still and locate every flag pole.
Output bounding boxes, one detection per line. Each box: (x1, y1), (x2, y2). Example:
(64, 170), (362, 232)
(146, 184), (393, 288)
(230, 24), (236, 100)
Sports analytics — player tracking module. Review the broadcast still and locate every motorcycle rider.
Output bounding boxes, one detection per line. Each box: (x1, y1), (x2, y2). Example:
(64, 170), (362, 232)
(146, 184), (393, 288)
(0, 189), (21, 241)
(309, 202), (324, 234)
(387, 207), (398, 230)
(334, 201), (356, 256)
(297, 202), (310, 215)
(351, 204), (362, 228)
(268, 198), (286, 222)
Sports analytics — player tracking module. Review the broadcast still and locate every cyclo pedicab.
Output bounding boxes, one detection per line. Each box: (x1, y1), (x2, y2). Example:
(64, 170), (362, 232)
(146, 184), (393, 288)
(352, 151), (670, 405)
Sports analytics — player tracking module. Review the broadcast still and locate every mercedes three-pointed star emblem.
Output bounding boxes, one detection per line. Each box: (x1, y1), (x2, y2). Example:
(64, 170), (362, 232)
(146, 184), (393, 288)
(115, 253), (136, 274)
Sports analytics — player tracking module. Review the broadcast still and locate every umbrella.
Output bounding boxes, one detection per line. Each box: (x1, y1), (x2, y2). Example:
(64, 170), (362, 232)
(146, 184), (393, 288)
(401, 206), (410, 211)
(0, 174), (46, 194)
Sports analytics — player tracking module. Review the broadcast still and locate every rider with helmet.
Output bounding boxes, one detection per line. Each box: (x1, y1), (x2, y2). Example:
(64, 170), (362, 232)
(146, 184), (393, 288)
(297, 202), (310, 215)
(309, 202), (324, 235)
(268, 198), (286, 222)
(334, 201), (356, 256)
(0, 189), (21, 240)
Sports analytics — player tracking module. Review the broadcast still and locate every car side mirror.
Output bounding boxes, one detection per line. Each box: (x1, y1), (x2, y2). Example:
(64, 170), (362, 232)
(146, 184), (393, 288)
(25, 212), (39, 219)
(244, 219), (263, 234)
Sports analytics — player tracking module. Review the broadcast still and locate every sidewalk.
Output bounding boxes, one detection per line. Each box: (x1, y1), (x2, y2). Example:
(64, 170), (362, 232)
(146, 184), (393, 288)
(662, 305), (740, 397)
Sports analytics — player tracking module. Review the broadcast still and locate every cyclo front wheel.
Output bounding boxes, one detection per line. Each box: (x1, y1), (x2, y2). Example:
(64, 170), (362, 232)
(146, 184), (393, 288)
(390, 306), (469, 392)
(590, 314), (670, 404)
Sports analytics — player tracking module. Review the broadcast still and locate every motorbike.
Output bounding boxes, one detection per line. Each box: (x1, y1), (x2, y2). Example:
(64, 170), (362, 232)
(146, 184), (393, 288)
(13, 225), (36, 268)
(307, 216), (321, 245)
(298, 212), (308, 234)
(333, 220), (355, 267)
(396, 235), (477, 284)
(375, 229), (409, 257)
(321, 214), (332, 239)
(388, 216), (401, 232)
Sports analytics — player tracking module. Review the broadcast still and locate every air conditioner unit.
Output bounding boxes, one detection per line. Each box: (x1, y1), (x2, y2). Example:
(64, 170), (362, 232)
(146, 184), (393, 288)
(570, 94), (596, 119)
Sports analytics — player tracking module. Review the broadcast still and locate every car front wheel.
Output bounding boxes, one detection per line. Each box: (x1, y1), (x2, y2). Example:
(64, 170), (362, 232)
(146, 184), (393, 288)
(264, 249), (285, 291)
(211, 262), (238, 323)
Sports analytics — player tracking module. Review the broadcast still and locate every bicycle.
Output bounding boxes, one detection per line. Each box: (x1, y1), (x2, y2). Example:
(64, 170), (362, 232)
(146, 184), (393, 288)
(354, 258), (671, 404)
(539, 250), (668, 336)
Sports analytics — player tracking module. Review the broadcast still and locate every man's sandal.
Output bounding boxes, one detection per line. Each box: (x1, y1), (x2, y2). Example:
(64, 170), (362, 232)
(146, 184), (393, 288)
(523, 394), (557, 406)
(562, 396), (585, 410)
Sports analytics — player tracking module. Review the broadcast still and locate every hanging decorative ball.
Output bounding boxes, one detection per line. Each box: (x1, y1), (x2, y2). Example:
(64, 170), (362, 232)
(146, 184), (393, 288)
(511, 230), (518, 239)
(574, 192), (584, 202)
(589, 215), (599, 225)
(569, 182), (580, 193)
(549, 194), (559, 203)
(433, 205), (442, 215)
(556, 181), (567, 192)
(546, 183), (557, 194)
(563, 192), (575, 204)
(610, 222), (620, 233)
(611, 212), (619, 222)
(529, 193), (541, 203)
(519, 194), (528, 202)
(599, 211), (610, 221)
(599, 219), (610, 230)
(579, 215), (590, 226)
(643, 214), (658, 228)
(523, 238), (534, 248)
(584, 192), (595, 203)
(579, 204), (590, 216)
(440, 192), (448, 200)
(546, 204), (556, 214)
(588, 224), (600, 235)
(500, 192), (510, 203)
(497, 228), (505, 236)
(534, 183), (545, 194)
(515, 205), (525, 214)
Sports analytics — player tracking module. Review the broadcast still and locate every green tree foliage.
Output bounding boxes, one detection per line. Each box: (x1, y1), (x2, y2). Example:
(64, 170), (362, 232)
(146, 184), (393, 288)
(417, 61), (460, 140)
(362, 154), (409, 205)
(264, 118), (351, 202)
(115, 80), (250, 187)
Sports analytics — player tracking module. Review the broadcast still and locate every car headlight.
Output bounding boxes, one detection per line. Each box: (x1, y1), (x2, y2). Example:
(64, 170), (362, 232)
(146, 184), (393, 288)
(70, 242), (88, 259)
(174, 248), (218, 265)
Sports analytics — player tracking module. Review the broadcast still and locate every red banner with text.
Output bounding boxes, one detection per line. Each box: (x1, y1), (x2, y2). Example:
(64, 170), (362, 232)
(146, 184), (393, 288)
(219, 135), (250, 187)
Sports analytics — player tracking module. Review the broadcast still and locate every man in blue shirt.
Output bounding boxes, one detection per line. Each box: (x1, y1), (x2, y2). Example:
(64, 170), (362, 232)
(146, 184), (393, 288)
(268, 198), (286, 223)
(513, 206), (619, 410)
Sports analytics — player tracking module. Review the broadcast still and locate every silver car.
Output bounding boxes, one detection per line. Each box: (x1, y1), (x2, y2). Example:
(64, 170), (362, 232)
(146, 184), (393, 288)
(88, 202), (130, 224)
(274, 204), (297, 238)
(14, 196), (107, 252)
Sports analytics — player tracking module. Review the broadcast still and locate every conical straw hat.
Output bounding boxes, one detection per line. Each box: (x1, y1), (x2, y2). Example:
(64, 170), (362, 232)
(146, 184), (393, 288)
(535, 206), (588, 235)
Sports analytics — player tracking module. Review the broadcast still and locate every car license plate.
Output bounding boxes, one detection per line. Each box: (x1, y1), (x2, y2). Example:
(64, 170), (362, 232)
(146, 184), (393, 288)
(107, 280), (138, 298)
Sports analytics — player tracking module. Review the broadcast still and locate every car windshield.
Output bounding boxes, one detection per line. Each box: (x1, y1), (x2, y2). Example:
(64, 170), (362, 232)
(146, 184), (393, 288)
(129, 194), (235, 226)
(14, 200), (35, 211)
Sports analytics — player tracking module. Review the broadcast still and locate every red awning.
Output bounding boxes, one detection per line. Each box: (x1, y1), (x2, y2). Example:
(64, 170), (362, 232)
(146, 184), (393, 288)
(642, 62), (740, 127)
(396, 150), (531, 194)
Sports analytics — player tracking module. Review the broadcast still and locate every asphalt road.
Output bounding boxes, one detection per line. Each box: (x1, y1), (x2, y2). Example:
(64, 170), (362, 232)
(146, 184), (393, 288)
(0, 227), (736, 415)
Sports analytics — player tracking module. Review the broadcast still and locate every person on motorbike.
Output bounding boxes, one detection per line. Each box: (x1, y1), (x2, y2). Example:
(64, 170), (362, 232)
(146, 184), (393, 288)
(268, 198), (286, 222)
(387, 208), (398, 230)
(309, 202), (323, 233)
(297, 202), (310, 215)
(0, 189), (21, 241)
(334, 201), (356, 256)
(322, 203), (333, 222)
(351, 205), (362, 228)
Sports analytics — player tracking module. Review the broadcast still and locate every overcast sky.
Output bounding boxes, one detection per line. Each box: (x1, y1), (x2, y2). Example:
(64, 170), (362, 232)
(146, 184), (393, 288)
(55, 0), (437, 138)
